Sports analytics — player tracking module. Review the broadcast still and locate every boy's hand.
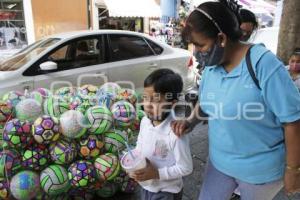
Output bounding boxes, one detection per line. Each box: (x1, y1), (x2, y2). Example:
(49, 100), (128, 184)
(171, 120), (192, 137)
(130, 159), (159, 182)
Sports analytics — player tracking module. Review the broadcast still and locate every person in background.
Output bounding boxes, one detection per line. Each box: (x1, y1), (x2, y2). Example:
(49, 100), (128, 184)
(288, 48), (300, 91)
(239, 9), (258, 42)
(150, 28), (157, 37)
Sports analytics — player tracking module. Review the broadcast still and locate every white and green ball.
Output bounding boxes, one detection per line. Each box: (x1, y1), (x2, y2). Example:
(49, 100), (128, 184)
(103, 129), (127, 154)
(94, 153), (121, 181)
(44, 96), (69, 118)
(86, 106), (113, 135)
(40, 165), (70, 196)
(98, 82), (121, 96)
(29, 91), (44, 105)
(16, 99), (42, 122)
(60, 110), (87, 139)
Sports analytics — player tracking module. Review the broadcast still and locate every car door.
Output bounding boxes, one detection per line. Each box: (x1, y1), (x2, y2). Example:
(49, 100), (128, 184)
(23, 35), (109, 92)
(106, 34), (161, 94)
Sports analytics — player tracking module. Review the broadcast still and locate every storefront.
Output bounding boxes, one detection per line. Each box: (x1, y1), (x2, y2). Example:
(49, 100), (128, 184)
(94, 0), (161, 33)
(0, 0), (27, 50)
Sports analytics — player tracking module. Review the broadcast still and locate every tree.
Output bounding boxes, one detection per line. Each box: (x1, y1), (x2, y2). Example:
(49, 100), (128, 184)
(277, 0), (300, 63)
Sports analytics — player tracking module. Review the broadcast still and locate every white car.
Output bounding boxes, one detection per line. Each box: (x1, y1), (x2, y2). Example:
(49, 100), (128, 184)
(0, 30), (198, 99)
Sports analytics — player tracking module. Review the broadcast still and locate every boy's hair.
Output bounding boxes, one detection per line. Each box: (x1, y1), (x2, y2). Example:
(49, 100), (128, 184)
(144, 69), (183, 101)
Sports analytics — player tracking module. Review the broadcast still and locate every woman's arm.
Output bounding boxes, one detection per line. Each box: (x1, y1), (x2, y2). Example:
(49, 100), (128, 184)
(284, 120), (300, 194)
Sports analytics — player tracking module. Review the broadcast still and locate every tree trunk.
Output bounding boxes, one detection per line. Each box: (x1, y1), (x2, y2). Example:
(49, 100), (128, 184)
(277, 0), (300, 64)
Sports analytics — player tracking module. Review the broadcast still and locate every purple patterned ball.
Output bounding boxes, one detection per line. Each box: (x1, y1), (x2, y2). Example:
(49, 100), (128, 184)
(22, 144), (49, 171)
(68, 160), (96, 188)
(32, 115), (61, 144)
(3, 119), (34, 149)
(0, 149), (21, 178)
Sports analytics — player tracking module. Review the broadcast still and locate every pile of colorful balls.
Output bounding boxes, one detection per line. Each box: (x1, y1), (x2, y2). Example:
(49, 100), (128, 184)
(0, 83), (145, 200)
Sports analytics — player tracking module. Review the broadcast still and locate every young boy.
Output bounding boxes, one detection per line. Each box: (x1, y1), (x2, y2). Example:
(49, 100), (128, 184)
(130, 69), (193, 200)
(288, 48), (300, 91)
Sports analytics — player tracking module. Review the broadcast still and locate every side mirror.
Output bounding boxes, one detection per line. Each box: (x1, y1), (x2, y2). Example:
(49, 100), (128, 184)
(39, 61), (58, 71)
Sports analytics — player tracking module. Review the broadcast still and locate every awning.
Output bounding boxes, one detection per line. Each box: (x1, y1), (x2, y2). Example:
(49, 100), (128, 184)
(95, 0), (161, 18)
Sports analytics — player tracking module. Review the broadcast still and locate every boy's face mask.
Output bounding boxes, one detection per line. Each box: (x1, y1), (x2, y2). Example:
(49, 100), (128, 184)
(197, 42), (225, 67)
(289, 63), (300, 72)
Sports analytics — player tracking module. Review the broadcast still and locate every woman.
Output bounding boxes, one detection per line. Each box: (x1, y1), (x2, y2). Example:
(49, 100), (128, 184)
(172, 0), (300, 200)
(239, 9), (258, 42)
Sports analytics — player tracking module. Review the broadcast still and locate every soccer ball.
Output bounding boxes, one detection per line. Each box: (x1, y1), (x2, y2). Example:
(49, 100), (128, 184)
(32, 115), (60, 144)
(86, 106), (113, 135)
(0, 149), (21, 178)
(0, 180), (10, 199)
(60, 110), (87, 139)
(3, 119), (34, 149)
(103, 129), (127, 154)
(116, 88), (138, 105)
(97, 82), (121, 97)
(40, 165), (71, 195)
(29, 91), (44, 105)
(2, 91), (25, 108)
(34, 88), (52, 98)
(78, 84), (98, 98)
(68, 160), (96, 188)
(44, 96), (69, 118)
(22, 144), (49, 171)
(55, 87), (76, 103)
(49, 139), (77, 165)
(10, 170), (40, 200)
(96, 181), (118, 198)
(114, 171), (138, 193)
(16, 99), (42, 122)
(70, 94), (97, 114)
(79, 135), (104, 159)
(94, 153), (121, 181)
(0, 100), (13, 126)
(97, 92), (116, 109)
(111, 100), (136, 129)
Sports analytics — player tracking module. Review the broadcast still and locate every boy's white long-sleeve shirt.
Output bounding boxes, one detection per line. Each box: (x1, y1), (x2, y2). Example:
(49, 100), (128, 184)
(135, 115), (193, 193)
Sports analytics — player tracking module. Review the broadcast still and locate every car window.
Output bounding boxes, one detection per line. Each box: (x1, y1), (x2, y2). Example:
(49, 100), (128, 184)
(109, 34), (154, 61)
(47, 38), (103, 70)
(146, 39), (163, 55)
(23, 36), (105, 76)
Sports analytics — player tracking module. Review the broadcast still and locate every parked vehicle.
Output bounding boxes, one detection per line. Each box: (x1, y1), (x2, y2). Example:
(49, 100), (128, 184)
(0, 30), (198, 100)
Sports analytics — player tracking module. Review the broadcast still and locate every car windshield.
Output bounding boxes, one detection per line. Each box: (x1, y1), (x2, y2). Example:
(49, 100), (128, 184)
(0, 38), (61, 71)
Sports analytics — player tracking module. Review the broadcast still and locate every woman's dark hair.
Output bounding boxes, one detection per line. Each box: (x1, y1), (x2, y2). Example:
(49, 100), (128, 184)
(144, 69), (183, 101)
(240, 9), (258, 29)
(182, 0), (242, 42)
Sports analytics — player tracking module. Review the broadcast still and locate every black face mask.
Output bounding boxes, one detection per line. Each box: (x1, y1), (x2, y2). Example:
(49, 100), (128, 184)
(197, 42), (225, 67)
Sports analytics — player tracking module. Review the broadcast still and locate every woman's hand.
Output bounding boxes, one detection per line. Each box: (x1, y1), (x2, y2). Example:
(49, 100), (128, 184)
(284, 169), (300, 195)
(130, 159), (159, 182)
(171, 120), (193, 137)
